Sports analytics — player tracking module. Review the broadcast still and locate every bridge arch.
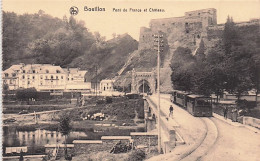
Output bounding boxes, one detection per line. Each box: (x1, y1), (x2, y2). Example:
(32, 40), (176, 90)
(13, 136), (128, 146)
(137, 79), (151, 93)
(131, 68), (156, 94)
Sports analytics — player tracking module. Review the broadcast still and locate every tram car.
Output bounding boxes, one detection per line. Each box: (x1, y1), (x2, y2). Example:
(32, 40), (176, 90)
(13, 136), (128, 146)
(170, 90), (189, 109)
(171, 90), (212, 117)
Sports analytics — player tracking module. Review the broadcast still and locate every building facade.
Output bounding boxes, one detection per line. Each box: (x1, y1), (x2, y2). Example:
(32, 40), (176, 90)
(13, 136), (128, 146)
(100, 79), (115, 92)
(2, 64), (90, 91)
(63, 68), (91, 91)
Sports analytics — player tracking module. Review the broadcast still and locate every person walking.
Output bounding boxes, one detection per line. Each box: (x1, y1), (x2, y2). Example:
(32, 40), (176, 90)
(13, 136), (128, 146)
(223, 106), (228, 119)
(232, 107), (238, 122)
(169, 105), (174, 118)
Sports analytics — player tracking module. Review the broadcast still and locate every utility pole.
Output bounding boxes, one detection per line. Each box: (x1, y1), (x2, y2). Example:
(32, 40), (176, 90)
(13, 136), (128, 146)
(143, 79), (145, 94)
(153, 33), (164, 153)
(95, 65), (98, 98)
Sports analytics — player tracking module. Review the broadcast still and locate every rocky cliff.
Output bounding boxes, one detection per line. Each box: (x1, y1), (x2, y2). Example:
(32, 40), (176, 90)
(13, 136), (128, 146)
(116, 8), (260, 93)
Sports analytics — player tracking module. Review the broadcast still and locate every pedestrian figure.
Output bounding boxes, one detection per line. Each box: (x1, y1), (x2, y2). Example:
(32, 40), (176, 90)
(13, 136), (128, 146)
(223, 106), (228, 119)
(231, 108), (238, 122)
(169, 105), (174, 118)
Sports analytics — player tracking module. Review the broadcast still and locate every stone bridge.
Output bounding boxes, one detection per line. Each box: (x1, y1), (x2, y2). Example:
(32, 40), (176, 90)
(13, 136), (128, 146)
(131, 68), (156, 94)
(144, 96), (176, 153)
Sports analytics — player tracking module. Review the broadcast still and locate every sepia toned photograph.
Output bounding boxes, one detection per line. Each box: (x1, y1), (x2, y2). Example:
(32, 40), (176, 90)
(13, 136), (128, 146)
(1, 0), (260, 160)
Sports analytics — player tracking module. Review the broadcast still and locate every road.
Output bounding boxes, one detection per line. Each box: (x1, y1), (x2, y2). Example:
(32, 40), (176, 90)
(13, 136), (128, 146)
(147, 94), (260, 161)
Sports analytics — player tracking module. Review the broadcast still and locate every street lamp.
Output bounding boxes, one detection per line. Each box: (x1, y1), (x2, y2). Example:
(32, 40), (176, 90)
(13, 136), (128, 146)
(153, 33), (164, 153)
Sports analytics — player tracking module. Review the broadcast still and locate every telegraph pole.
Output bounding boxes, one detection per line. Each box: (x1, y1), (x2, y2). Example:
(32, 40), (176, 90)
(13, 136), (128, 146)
(143, 79), (145, 94)
(95, 65), (98, 98)
(153, 33), (164, 153)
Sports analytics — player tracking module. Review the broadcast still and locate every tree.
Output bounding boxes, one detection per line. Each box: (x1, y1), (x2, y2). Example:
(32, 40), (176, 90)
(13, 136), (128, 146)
(195, 39), (206, 61)
(94, 31), (106, 45)
(204, 46), (226, 102)
(170, 47), (195, 91)
(222, 16), (253, 101)
(58, 112), (72, 160)
(16, 88), (38, 103)
(112, 33), (117, 39)
(250, 53), (260, 103)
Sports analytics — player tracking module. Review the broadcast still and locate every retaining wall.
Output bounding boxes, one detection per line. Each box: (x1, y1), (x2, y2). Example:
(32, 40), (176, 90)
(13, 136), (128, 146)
(130, 132), (158, 147)
(243, 117), (260, 129)
(145, 97), (176, 153)
(45, 144), (74, 154)
(73, 140), (103, 154)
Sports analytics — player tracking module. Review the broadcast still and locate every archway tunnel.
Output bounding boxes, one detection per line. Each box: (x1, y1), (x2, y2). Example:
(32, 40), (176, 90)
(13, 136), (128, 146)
(138, 79), (151, 93)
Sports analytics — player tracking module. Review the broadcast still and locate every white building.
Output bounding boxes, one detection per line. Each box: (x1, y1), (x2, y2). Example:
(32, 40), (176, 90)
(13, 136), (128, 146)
(100, 79), (115, 92)
(63, 68), (91, 91)
(2, 64), (21, 90)
(2, 64), (91, 92)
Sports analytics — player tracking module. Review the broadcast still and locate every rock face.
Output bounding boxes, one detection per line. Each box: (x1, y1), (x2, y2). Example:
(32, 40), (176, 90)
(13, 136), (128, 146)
(119, 8), (218, 93)
(138, 8), (217, 51)
(118, 8), (260, 93)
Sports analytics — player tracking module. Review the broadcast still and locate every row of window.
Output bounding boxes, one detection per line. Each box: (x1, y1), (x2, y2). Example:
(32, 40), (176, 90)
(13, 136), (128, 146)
(22, 69), (61, 74)
(3, 80), (16, 84)
(135, 75), (152, 77)
(4, 73), (16, 77)
(21, 75), (65, 80)
(22, 80), (65, 85)
(6, 74), (77, 81)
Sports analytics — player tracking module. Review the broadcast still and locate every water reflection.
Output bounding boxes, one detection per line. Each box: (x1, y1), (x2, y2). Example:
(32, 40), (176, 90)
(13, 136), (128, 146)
(3, 127), (88, 155)
(3, 126), (145, 155)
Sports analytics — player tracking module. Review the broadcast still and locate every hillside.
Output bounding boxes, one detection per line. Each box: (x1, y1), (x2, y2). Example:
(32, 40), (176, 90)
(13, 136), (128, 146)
(116, 17), (259, 93)
(2, 11), (138, 82)
(3, 11), (259, 91)
(70, 34), (138, 81)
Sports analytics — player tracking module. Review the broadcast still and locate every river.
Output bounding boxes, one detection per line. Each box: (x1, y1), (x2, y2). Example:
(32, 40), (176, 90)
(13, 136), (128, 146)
(3, 125), (145, 156)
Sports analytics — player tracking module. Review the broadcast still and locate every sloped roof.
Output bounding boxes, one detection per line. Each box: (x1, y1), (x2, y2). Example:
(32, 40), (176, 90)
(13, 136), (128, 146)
(3, 64), (23, 73)
(62, 68), (87, 75)
(38, 65), (65, 74)
(133, 68), (154, 72)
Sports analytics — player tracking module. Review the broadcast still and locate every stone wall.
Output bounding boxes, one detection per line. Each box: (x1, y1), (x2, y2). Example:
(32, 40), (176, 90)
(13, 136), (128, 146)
(243, 117), (260, 129)
(53, 134), (159, 155)
(138, 8), (218, 51)
(101, 136), (131, 151)
(73, 140), (104, 154)
(72, 136), (132, 154)
(145, 97), (176, 153)
(130, 132), (158, 147)
(138, 27), (154, 50)
(45, 144), (74, 155)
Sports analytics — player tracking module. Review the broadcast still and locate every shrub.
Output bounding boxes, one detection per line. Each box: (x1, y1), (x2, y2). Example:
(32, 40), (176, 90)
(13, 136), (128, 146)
(135, 100), (144, 119)
(96, 99), (105, 104)
(16, 88), (38, 101)
(106, 97), (113, 103)
(236, 99), (256, 109)
(128, 149), (146, 161)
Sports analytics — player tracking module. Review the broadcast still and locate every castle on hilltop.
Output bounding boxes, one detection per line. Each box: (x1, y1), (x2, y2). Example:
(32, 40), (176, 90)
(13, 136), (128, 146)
(138, 8), (259, 51)
(139, 8), (217, 50)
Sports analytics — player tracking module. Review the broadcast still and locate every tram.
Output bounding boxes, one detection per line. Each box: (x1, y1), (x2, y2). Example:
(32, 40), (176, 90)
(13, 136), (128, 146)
(171, 90), (213, 117)
(170, 90), (189, 109)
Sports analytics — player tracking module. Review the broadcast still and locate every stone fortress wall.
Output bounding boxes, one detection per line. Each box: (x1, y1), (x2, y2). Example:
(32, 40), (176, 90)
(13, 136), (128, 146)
(133, 8), (259, 93)
(138, 8), (259, 51)
(138, 8), (217, 50)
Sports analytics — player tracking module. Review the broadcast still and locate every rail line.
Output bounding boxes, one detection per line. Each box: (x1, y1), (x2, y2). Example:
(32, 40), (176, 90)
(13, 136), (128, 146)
(179, 117), (219, 161)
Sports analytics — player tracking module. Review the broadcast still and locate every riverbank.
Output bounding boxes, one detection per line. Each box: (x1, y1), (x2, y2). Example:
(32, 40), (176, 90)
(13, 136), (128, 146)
(3, 96), (147, 157)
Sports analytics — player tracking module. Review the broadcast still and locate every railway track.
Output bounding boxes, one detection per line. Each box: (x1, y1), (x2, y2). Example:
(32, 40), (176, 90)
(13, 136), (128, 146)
(178, 117), (219, 161)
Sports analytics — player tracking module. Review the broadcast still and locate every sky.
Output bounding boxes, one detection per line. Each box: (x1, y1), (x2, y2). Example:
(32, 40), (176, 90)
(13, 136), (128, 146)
(2, 0), (260, 40)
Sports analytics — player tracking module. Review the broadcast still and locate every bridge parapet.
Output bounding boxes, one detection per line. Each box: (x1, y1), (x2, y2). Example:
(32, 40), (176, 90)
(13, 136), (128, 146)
(145, 96), (176, 153)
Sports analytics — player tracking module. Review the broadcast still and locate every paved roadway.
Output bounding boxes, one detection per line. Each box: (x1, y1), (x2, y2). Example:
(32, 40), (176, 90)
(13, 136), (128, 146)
(147, 94), (260, 161)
